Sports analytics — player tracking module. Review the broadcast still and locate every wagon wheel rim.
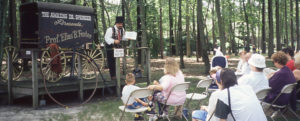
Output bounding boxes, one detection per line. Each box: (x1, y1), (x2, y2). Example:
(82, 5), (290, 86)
(40, 47), (67, 82)
(74, 49), (104, 80)
(1, 46), (23, 82)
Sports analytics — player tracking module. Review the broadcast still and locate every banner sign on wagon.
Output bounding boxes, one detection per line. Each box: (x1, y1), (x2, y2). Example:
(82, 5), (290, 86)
(39, 11), (94, 48)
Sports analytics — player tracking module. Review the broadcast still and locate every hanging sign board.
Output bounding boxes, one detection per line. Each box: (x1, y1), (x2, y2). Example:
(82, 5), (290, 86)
(114, 49), (124, 57)
(124, 31), (137, 40)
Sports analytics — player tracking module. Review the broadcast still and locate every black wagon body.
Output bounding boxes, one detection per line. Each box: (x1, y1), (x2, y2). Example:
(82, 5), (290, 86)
(20, 2), (95, 49)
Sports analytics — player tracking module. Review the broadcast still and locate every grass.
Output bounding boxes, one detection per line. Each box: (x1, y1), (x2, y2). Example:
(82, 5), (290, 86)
(46, 57), (298, 121)
(47, 77), (206, 121)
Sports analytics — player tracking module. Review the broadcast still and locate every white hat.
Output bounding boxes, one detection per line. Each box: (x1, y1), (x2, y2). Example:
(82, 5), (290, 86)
(248, 54), (266, 68)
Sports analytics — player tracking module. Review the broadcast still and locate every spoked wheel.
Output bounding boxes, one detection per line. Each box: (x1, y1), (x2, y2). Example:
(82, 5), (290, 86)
(75, 49), (104, 80)
(40, 47), (67, 82)
(43, 51), (99, 108)
(1, 46), (23, 82)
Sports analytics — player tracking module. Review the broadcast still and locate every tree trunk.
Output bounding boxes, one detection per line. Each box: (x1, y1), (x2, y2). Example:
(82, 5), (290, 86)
(137, 0), (142, 64)
(192, 0), (198, 62)
(159, 0), (163, 59)
(228, 0), (236, 55)
(275, 0), (281, 51)
(261, 0), (266, 54)
(243, 0), (250, 49)
(174, 1), (179, 56)
(138, 0), (147, 65)
(197, 0), (202, 58)
(92, 0), (99, 43)
(9, 0), (17, 47)
(215, 0), (226, 54)
(169, 0), (175, 56)
(178, 0), (184, 68)
(296, 0), (300, 50)
(212, 0), (216, 55)
(198, 0), (210, 74)
(268, 0), (274, 57)
(291, 0), (295, 49)
(99, 0), (107, 37)
(285, 0), (288, 47)
(186, 0), (191, 57)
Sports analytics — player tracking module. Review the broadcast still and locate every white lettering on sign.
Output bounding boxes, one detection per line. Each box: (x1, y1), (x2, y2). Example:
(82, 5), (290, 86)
(41, 12), (49, 18)
(41, 11), (92, 21)
(114, 49), (124, 57)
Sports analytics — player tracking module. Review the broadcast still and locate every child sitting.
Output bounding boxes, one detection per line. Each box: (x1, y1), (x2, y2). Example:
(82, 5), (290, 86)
(121, 73), (156, 121)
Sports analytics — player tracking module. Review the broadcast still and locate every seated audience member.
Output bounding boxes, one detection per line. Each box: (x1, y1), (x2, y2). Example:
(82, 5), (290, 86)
(208, 66), (222, 89)
(264, 51), (296, 106)
(214, 68), (267, 121)
(293, 52), (300, 100)
(282, 47), (296, 71)
(147, 58), (186, 117)
(121, 73), (154, 120)
(293, 52), (300, 81)
(191, 67), (222, 121)
(236, 51), (247, 72)
(236, 52), (252, 76)
(238, 54), (269, 92)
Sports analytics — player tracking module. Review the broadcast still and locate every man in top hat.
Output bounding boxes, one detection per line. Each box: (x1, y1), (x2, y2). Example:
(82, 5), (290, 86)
(104, 16), (126, 80)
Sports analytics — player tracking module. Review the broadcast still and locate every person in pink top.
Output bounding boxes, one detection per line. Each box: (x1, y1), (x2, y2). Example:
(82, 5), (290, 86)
(148, 58), (186, 118)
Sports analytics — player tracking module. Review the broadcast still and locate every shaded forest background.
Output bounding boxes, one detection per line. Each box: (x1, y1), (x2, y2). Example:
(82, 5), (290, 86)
(1, 0), (300, 73)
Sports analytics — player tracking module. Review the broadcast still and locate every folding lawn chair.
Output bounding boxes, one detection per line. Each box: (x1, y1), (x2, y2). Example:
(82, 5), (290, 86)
(119, 88), (153, 121)
(161, 82), (190, 121)
(256, 87), (272, 102)
(211, 56), (228, 68)
(186, 79), (213, 111)
(263, 83), (299, 121)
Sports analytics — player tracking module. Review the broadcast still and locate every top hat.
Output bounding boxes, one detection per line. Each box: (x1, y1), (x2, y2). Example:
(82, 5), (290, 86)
(115, 16), (124, 23)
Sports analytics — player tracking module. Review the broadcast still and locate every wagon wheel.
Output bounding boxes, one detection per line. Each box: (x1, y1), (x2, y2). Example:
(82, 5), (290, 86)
(40, 47), (67, 82)
(75, 49), (104, 80)
(1, 46), (23, 82)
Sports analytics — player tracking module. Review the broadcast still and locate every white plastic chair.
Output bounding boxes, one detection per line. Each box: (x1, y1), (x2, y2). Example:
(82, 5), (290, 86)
(119, 88), (153, 121)
(186, 79), (213, 101)
(256, 87), (272, 102)
(161, 82), (190, 121)
(263, 83), (299, 121)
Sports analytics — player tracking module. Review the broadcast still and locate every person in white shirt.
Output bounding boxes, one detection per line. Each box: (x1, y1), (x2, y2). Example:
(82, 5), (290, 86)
(236, 53), (251, 77)
(121, 73), (155, 120)
(104, 16), (127, 80)
(238, 54), (269, 92)
(192, 67), (222, 121)
(214, 68), (267, 121)
(236, 51), (247, 72)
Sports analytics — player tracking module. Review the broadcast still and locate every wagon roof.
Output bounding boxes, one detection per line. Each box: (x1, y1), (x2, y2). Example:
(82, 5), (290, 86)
(21, 2), (94, 14)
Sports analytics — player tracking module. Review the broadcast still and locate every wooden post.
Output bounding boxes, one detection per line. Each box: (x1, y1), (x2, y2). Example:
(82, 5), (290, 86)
(7, 49), (13, 105)
(77, 55), (83, 102)
(146, 48), (151, 85)
(31, 50), (38, 108)
(116, 57), (121, 97)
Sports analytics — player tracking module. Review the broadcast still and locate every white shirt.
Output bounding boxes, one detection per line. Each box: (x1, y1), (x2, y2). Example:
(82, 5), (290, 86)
(121, 85), (140, 105)
(104, 25), (126, 45)
(241, 62), (251, 75)
(238, 71), (269, 92)
(205, 90), (221, 121)
(215, 85), (267, 121)
(236, 59), (244, 72)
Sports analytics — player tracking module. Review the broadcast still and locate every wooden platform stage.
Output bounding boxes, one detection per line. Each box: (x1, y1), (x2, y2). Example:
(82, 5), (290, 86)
(0, 73), (149, 97)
